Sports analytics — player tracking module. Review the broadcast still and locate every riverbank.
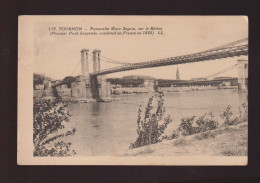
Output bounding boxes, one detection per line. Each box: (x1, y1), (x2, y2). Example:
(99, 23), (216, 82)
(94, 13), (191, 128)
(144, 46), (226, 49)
(111, 86), (238, 96)
(159, 86), (237, 93)
(34, 96), (119, 103)
(123, 122), (247, 156)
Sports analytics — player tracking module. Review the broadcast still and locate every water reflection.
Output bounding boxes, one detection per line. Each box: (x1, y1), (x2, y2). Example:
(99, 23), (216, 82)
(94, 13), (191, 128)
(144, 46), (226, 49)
(91, 102), (102, 130)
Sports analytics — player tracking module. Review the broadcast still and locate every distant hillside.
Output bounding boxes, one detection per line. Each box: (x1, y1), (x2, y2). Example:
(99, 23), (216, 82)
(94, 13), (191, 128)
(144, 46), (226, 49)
(122, 75), (155, 80)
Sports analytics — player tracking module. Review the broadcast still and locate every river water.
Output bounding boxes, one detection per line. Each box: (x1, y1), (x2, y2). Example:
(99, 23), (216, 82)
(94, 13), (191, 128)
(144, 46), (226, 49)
(66, 89), (247, 156)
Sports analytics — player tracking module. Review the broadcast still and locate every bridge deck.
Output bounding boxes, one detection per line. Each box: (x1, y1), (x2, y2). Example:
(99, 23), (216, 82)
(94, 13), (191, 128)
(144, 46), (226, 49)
(90, 44), (248, 76)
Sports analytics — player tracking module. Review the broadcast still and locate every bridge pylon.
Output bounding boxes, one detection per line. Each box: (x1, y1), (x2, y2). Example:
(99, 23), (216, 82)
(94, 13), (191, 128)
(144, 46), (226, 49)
(80, 49), (89, 76)
(237, 58), (248, 92)
(93, 49), (101, 73)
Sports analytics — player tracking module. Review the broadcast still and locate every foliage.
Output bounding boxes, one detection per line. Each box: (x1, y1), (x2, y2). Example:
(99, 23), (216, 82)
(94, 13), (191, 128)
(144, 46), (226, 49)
(195, 112), (219, 132)
(220, 105), (240, 126)
(239, 97), (248, 123)
(107, 78), (144, 87)
(129, 93), (248, 149)
(33, 99), (76, 156)
(169, 112), (219, 139)
(220, 98), (248, 127)
(33, 73), (53, 89)
(129, 94), (172, 149)
(62, 76), (77, 88)
(33, 73), (45, 88)
(178, 116), (197, 136)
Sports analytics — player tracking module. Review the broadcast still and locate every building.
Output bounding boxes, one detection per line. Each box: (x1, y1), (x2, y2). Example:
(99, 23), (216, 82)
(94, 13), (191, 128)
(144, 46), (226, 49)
(176, 67), (180, 80)
(191, 77), (207, 81)
(35, 84), (44, 90)
(213, 76), (233, 80)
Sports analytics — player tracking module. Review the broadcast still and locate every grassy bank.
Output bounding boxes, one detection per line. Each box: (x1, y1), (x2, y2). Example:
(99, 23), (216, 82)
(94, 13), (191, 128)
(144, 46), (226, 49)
(124, 121), (247, 156)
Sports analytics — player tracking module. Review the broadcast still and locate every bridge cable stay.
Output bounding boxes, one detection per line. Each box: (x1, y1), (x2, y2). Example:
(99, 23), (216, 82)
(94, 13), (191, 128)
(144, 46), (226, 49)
(52, 60), (81, 88)
(205, 64), (238, 79)
(99, 57), (132, 65)
(204, 37), (248, 52)
(69, 60), (81, 76)
(171, 64), (239, 85)
(99, 55), (134, 65)
(87, 52), (133, 65)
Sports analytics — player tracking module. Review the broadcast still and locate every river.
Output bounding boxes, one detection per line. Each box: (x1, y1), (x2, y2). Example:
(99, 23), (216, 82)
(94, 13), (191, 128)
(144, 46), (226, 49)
(66, 89), (247, 156)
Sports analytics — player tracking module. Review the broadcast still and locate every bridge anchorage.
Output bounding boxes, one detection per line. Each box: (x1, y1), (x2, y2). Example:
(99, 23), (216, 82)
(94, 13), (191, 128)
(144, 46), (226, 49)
(51, 37), (248, 101)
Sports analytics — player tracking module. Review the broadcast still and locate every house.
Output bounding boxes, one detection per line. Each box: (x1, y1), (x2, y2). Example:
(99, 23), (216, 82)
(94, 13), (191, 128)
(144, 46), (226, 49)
(35, 84), (44, 90)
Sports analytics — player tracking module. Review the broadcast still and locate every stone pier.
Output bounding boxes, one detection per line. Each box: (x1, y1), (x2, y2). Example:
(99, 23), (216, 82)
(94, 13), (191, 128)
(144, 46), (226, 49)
(47, 48), (112, 102)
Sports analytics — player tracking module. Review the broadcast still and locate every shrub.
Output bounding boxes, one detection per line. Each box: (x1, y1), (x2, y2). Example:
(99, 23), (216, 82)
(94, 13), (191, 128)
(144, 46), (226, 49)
(129, 94), (172, 149)
(173, 113), (219, 138)
(220, 105), (240, 126)
(239, 98), (248, 122)
(166, 129), (180, 140)
(178, 116), (197, 136)
(195, 112), (219, 132)
(33, 99), (76, 156)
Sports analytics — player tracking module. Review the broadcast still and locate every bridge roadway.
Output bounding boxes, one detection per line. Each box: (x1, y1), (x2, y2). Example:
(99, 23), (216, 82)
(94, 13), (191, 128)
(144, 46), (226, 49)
(90, 44), (248, 76)
(157, 78), (239, 87)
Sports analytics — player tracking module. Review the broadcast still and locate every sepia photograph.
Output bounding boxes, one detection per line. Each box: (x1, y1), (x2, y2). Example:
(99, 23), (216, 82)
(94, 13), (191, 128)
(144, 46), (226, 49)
(18, 16), (248, 165)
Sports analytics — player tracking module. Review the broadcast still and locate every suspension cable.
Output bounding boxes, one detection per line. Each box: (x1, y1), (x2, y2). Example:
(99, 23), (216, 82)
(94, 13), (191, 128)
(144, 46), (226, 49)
(69, 60), (81, 76)
(205, 37), (248, 52)
(205, 64), (238, 79)
(100, 55), (134, 65)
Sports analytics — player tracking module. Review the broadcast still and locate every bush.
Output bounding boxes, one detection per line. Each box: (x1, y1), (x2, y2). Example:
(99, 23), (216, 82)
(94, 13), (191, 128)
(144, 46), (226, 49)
(172, 113), (219, 138)
(220, 105), (240, 126)
(239, 98), (248, 122)
(129, 94), (172, 149)
(33, 99), (76, 156)
(178, 116), (197, 136)
(195, 112), (219, 132)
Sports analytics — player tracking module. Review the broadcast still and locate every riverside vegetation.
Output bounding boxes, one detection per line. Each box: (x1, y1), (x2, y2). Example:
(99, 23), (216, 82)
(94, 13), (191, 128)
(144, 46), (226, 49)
(130, 94), (248, 156)
(33, 99), (76, 156)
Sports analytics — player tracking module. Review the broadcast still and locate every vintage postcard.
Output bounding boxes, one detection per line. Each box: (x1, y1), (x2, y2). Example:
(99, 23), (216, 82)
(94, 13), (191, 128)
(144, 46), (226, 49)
(18, 16), (248, 165)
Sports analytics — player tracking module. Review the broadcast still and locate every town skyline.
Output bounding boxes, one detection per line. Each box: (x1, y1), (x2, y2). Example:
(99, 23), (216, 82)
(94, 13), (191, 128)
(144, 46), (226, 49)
(34, 67), (238, 82)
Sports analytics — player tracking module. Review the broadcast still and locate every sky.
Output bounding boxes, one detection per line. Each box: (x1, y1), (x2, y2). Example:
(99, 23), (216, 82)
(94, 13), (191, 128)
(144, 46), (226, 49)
(33, 16), (248, 80)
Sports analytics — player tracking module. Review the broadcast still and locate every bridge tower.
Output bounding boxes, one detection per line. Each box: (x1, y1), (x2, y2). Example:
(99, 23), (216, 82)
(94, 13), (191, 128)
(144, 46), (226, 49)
(92, 49), (101, 72)
(237, 58), (248, 91)
(81, 49), (89, 76)
(91, 49), (111, 100)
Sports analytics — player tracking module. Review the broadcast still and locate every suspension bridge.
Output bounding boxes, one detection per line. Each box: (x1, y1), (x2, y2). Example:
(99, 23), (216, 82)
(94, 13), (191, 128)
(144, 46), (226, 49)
(52, 37), (248, 100)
